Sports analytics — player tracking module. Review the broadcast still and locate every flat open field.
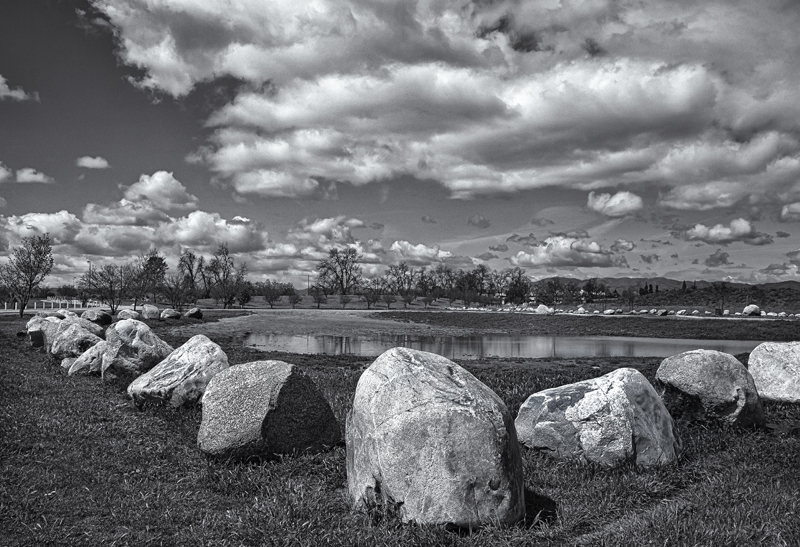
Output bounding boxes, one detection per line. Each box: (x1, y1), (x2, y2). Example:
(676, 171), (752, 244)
(2, 310), (799, 546)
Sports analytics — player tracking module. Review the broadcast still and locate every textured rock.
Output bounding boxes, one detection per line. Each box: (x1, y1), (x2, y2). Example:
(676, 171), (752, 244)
(59, 315), (105, 339)
(603, 309), (615, 315)
(61, 358), (76, 370)
(128, 335), (229, 407)
(656, 350), (765, 428)
(81, 309), (113, 326)
(184, 307), (203, 319)
(198, 360), (341, 460)
(101, 319), (174, 379)
(68, 341), (108, 376)
(26, 316), (62, 351)
(141, 304), (160, 320)
(534, 304), (554, 315)
(50, 324), (103, 361)
(516, 368), (680, 467)
(117, 309), (141, 320)
(347, 348), (524, 528)
(160, 308), (181, 320)
(743, 304), (761, 316)
(749, 342), (800, 403)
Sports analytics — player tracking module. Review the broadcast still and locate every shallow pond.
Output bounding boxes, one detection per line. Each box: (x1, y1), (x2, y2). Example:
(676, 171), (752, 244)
(244, 333), (762, 360)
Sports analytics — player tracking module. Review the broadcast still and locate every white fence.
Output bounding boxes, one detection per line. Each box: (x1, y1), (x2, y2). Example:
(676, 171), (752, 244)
(2, 297), (102, 311)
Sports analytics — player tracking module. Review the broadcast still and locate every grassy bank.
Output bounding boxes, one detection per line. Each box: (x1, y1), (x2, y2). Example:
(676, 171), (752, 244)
(379, 310), (800, 341)
(1, 315), (799, 546)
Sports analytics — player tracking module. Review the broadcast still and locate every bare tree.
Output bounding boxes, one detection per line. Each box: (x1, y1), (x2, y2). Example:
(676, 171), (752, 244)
(160, 273), (190, 311)
(79, 263), (135, 314)
(317, 248), (363, 295)
(360, 277), (383, 309)
(0, 233), (54, 318)
(207, 244), (243, 309)
(129, 248), (168, 309)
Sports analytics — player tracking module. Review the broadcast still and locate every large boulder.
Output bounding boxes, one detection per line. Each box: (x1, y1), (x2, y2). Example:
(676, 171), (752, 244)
(160, 308), (181, 320)
(743, 304), (761, 316)
(347, 348), (524, 528)
(198, 360), (340, 460)
(68, 341), (108, 376)
(534, 304), (554, 315)
(515, 368), (680, 467)
(117, 309), (141, 321)
(81, 309), (113, 326)
(50, 324), (103, 361)
(141, 304), (160, 320)
(59, 315), (105, 339)
(101, 319), (174, 379)
(184, 307), (203, 319)
(656, 350), (765, 428)
(26, 316), (62, 351)
(128, 335), (229, 408)
(748, 342), (800, 403)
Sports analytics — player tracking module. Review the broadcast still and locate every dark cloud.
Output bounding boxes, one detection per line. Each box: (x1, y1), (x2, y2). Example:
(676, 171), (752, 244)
(758, 263), (793, 276)
(549, 229), (590, 239)
(530, 217), (554, 227)
(370, 223), (384, 230)
(421, 215), (437, 224)
(776, 231), (791, 238)
(610, 238), (635, 253)
(670, 253), (679, 259)
(476, 252), (498, 261)
(704, 249), (732, 267)
(489, 243), (509, 252)
(506, 233), (538, 246)
(468, 214), (491, 229)
(640, 253), (660, 264)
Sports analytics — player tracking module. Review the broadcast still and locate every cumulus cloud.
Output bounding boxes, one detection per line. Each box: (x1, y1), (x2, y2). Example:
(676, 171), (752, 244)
(389, 240), (452, 266)
(677, 218), (773, 246)
(510, 236), (626, 268)
(0, 163), (11, 183)
(123, 171), (199, 211)
(467, 215), (491, 229)
(781, 203), (800, 222)
(421, 215), (437, 224)
(288, 216), (366, 250)
(705, 249), (732, 267)
(15, 168), (54, 183)
(92, 0), (800, 205)
(82, 200), (170, 226)
(610, 238), (636, 253)
(587, 191), (643, 217)
(0, 75), (37, 101)
(76, 156), (110, 169)
(640, 253), (660, 264)
(489, 243), (509, 252)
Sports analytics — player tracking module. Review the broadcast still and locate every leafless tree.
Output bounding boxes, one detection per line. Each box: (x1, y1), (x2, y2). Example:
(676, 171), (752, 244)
(317, 248), (363, 295)
(79, 262), (136, 314)
(0, 233), (54, 318)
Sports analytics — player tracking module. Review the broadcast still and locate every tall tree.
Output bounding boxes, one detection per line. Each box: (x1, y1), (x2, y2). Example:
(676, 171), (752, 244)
(79, 263), (136, 314)
(317, 247), (363, 295)
(0, 233), (54, 318)
(129, 248), (168, 309)
(505, 267), (530, 304)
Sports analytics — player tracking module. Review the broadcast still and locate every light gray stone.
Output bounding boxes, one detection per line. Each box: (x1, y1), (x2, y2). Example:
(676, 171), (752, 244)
(516, 368), (680, 467)
(59, 315), (105, 339)
(26, 316), (62, 351)
(141, 304), (160, 320)
(656, 350), (765, 427)
(81, 309), (113, 326)
(748, 342), (800, 403)
(198, 360), (341, 460)
(184, 307), (203, 319)
(68, 341), (107, 376)
(347, 348), (524, 528)
(534, 304), (554, 315)
(61, 358), (76, 370)
(743, 304), (761, 316)
(117, 309), (141, 321)
(160, 308), (181, 320)
(101, 319), (174, 379)
(50, 324), (103, 361)
(128, 335), (229, 407)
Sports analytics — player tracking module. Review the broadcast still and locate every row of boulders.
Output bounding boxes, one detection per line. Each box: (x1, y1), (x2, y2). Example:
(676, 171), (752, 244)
(24, 312), (800, 529)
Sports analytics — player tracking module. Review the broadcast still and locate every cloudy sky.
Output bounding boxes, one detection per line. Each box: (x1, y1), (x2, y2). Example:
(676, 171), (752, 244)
(2, 0), (800, 287)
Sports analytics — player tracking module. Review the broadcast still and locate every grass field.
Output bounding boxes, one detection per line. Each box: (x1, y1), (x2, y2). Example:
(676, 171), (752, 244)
(1, 312), (799, 546)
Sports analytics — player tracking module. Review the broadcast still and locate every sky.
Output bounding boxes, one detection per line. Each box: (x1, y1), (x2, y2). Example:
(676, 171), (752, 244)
(2, 0), (800, 288)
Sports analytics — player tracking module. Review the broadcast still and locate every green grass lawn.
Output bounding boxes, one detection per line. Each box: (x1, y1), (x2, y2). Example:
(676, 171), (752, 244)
(1, 316), (799, 546)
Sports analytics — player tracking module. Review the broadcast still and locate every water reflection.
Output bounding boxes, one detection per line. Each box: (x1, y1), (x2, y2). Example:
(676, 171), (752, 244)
(244, 333), (761, 360)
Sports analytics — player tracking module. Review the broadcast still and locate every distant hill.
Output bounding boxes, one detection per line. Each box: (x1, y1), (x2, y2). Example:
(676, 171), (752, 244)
(537, 275), (800, 293)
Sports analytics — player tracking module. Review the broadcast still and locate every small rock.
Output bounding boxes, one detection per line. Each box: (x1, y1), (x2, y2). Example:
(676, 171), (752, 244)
(117, 309), (141, 321)
(748, 342), (800, 403)
(656, 349), (765, 428)
(141, 304), (160, 320)
(515, 368), (680, 467)
(184, 307), (203, 319)
(160, 308), (181, 320)
(743, 304), (761, 316)
(81, 309), (113, 326)
(198, 360), (341, 460)
(128, 335), (229, 407)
